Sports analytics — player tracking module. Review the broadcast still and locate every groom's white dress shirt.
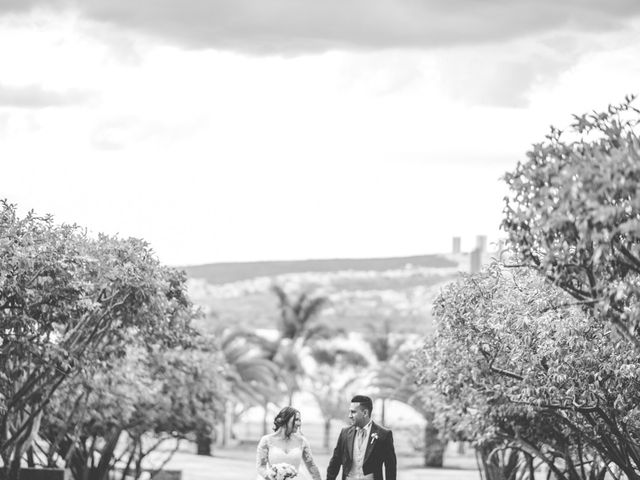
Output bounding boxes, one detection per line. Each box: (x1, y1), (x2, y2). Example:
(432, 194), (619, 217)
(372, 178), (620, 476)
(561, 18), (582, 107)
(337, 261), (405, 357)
(347, 420), (373, 480)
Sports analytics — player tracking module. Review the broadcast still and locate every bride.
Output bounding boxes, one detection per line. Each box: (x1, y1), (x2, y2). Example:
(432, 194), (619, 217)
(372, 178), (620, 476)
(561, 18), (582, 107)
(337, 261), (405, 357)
(256, 406), (322, 480)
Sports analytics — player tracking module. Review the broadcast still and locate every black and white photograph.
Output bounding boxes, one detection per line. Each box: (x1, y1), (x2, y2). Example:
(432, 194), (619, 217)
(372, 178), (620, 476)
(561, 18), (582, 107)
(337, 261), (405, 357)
(2, 1), (640, 479)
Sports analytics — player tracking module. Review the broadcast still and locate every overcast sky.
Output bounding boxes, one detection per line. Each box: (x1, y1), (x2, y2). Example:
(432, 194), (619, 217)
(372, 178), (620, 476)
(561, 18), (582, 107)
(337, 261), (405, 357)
(2, 1), (640, 266)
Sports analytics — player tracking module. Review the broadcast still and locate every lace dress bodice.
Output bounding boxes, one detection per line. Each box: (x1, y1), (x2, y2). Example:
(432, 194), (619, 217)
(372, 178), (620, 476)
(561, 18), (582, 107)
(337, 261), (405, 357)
(256, 434), (321, 480)
(268, 445), (303, 468)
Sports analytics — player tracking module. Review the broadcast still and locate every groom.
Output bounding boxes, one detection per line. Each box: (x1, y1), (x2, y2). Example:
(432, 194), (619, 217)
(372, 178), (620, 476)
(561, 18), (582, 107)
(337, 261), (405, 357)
(327, 395), (397, 480)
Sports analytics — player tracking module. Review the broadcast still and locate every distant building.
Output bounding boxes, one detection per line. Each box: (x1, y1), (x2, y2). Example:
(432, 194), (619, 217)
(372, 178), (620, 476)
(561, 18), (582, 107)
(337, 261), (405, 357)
(476, 235), (487, 253)
(470, 248), (482, 273)
(452, 236), (461, 254)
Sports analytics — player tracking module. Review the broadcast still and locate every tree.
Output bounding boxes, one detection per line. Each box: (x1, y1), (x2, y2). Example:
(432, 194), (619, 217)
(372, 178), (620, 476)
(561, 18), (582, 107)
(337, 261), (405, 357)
(307, 343), (369, 449)
(149, 346), (228, 461)
(212, 328), (281, 448)
(270, 285), (335, 405)
(416, 263), (640, 479)
(502, 95), (640, 351)
(39, 349), (146, 480)
(0, 201), (194, 480)
(39, 343), (227, 480)
(271, 285), (331, 344)
(374, 348), (448, 467)
(364, 320), (402, 426)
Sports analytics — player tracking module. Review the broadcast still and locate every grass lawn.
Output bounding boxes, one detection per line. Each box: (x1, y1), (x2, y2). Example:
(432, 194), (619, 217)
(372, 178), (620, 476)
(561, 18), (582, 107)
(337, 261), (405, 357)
(161, 444), (481, 480)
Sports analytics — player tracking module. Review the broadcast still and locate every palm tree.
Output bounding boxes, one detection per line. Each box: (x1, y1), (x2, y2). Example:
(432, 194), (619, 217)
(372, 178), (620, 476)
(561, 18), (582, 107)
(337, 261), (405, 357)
(271, 285), (335, 344)
(363, 320), (402, 425)
(365, 320), (395, 363)
(373, 354), (447, 467)
(308, 344), (369, 448)
(203, 329), (282, 451)
(270, 285), (338, 404)
(218, 328), (281, 407)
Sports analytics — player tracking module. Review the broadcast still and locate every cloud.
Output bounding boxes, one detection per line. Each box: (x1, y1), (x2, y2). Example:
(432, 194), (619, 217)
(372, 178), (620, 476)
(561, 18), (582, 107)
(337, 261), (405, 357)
(437, 36), (584, 108)
(90, 116), (170, 150)
(0, 113), (10, 134)
(0, 84), (93, 108)
(2, 0), (640, 53)
(86, 0), (640, 53)
(90, 115), (207, 150)
(0, 0), (52, 13)
(2, 1), (638, 109)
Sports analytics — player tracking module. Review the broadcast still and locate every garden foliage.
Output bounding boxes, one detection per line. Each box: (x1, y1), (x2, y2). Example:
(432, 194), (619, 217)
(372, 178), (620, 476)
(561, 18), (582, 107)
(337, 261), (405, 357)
(416, 97), (640, 479)
(0, 201), (209, 480)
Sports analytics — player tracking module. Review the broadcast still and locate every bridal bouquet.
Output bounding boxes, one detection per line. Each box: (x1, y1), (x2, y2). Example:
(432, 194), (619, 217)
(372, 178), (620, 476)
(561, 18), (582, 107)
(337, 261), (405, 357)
(270, 463), (298, 480)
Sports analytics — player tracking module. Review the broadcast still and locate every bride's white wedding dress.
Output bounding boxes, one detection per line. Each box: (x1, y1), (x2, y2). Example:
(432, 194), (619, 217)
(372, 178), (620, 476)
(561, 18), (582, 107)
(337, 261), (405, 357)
(256, 433), (322, 480)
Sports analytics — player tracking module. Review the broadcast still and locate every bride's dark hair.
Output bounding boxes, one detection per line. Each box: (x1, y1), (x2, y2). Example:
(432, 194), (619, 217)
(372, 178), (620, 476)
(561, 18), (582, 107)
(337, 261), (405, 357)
(273, 406), (300, 438)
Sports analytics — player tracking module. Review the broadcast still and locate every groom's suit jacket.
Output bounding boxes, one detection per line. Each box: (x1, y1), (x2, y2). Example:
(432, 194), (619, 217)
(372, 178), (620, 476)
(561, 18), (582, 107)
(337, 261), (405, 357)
(326, 422), (397, 480)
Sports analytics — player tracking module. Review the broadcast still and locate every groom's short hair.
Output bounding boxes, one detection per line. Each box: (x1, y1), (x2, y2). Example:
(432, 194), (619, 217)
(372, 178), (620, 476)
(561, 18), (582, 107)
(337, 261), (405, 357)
(351, 395), (373, 416)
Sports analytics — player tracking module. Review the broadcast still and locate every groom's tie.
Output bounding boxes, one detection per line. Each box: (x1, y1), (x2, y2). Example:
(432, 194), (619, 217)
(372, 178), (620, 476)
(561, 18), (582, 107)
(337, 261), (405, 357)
(357, 428), (366, 450)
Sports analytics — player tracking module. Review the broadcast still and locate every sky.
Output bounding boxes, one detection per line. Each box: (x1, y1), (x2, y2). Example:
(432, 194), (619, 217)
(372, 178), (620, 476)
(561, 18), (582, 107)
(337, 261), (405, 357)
(1, 1), (640, 266)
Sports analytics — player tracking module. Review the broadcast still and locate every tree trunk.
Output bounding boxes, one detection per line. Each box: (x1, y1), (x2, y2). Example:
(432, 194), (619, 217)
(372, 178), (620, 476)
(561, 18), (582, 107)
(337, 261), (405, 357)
(195, 430), (212, 456)
(221, 403), (227, 448)
(262, 403), (269, 436)
(26, 448), (35, 468)
(381, 400), (386, 426)
(323, 419), (331, 450)
(120, 438), (138, 480)
(475, 447), (490, 480)
(222, 401), (235, 447)
(93, 429), (123, 480)
(423, 423), (446, 468)
(8, 454), (21, 480)
(6, 409), (43, 480)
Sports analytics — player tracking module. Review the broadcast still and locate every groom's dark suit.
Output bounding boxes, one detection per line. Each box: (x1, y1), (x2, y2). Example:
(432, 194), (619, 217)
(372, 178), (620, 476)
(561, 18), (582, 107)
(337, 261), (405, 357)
(326, 422), (397, 480)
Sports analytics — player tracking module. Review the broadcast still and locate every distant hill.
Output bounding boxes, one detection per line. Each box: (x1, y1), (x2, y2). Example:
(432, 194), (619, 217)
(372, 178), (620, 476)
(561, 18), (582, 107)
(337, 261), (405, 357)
(180, 254), (457, 285)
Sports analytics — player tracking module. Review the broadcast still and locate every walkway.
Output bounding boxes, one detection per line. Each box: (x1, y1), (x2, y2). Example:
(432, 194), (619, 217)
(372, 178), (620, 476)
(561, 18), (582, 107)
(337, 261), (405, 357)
(162, 446), (481, 480)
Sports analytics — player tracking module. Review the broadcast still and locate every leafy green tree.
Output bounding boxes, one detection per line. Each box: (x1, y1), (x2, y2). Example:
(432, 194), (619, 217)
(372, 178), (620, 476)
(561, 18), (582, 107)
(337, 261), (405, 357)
(55, 349), (156, 480)
(502, 95), (640, 350)
(149, 346), (228, 460)
(39, 343), (227, 480)
(417, 263), (640, 479)
(0, 201), (194, 480)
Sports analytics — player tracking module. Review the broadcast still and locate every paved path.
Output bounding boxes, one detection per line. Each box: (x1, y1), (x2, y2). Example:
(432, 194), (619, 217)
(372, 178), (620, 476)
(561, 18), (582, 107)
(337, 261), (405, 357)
(162, 447), (481, 480)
